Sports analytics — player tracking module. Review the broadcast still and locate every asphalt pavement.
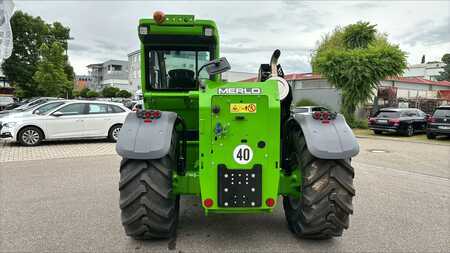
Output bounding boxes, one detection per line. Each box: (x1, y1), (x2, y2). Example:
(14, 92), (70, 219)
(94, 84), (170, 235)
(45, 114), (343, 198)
(0, 137), (449, 252)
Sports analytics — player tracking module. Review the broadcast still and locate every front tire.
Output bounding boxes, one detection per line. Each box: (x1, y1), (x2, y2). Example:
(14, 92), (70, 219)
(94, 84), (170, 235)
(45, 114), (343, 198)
(373, 130), (382, 135)
(18, 126), (44, 146)
(283, 127), (355, 239)
(119, 131), (179, 239)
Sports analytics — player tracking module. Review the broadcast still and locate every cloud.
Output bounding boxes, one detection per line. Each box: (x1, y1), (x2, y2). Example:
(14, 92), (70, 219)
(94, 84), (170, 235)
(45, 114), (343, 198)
(399, 19), (450, 47)
(14, 0), (450, 75)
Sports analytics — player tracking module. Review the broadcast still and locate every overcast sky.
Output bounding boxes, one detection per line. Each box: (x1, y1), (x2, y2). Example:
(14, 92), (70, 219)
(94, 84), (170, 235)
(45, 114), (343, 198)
(15, 0), (450, 75)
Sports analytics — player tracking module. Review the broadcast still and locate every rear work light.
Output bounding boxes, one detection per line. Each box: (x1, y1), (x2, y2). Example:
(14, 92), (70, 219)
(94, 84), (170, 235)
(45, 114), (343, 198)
(312, 111), (337, 123)
(204, 27), (213, 36)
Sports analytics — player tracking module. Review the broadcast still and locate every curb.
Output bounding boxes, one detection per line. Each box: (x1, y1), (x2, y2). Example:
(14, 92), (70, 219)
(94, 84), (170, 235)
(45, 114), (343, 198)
(355, 135), (450, 146)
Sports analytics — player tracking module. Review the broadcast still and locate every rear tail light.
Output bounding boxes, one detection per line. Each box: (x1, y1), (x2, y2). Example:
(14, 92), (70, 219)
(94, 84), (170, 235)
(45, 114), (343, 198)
(312, 111), (322, 120)
(312, 111), (337, 123)
(137, 110), (162, 122)
(266, 198), (275, 207)
(368, 117), (376, 124)
(427, 117), (436, 123)
(388, 118), (400, 126)
(204, 198), (213, 208)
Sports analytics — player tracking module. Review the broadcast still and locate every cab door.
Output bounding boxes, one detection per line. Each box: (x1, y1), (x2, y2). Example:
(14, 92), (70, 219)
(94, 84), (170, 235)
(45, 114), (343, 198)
(45, 103), (87, 139)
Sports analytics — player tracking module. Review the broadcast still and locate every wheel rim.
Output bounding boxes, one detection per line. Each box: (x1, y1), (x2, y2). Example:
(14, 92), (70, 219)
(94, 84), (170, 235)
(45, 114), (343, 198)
(112, 127), (121, 141)
(408, 126), (413, 136)
(22, 129), (40, 145)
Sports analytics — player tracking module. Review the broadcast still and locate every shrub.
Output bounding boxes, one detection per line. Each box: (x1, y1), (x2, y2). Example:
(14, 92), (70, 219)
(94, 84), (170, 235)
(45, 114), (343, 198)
(347, 118), (368, 129)
(86, 90), (99, 98)
(296, 99), (318, 107)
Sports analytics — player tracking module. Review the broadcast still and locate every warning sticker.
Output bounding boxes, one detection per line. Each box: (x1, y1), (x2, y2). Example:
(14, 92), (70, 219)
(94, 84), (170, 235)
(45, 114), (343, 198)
(230, 103), (257, 113)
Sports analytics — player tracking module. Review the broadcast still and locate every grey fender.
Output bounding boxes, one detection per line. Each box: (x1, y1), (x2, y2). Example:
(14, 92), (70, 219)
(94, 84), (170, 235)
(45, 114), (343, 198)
(292, 113), (359, 159)
(116, 111), (177, 159)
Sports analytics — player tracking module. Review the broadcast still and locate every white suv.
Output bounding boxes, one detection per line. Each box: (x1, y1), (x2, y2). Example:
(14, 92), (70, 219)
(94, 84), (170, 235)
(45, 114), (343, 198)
(0, 100), (130, 146)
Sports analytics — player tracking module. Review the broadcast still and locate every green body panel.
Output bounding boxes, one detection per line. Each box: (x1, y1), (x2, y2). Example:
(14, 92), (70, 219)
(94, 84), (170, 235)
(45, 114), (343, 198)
(138, 14), (301, 214)
(198, 80), (281, 213)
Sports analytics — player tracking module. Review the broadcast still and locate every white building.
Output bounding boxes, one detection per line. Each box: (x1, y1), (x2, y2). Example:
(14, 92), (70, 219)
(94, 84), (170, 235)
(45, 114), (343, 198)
(87, 60), (130, 92)
(403, 62), (445, 81)
(128, 50), (141, 94)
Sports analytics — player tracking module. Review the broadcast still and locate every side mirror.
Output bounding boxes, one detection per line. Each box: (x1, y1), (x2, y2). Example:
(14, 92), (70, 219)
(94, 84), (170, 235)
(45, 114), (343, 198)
(33, 110), (40, 114)
(202, 57), (231, 75)
(52, 111), (63, 117)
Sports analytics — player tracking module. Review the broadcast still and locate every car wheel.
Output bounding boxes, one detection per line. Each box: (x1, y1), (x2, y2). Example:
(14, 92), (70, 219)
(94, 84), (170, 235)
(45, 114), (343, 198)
(108, 124), (122, 142)
(373, 130), (382, 135)
(405, 124), (414, 137)
(18, 126), (43, 146)
(426, 132), (436, 139)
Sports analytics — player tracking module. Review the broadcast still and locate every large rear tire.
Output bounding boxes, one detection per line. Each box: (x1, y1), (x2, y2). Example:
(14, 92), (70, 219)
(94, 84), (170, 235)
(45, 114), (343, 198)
(283, 127), (355, 239)
(119, 131), (179, 239)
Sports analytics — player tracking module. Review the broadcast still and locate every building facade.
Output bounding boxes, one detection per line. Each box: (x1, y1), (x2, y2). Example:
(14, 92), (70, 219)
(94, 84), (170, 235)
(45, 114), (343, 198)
(74, 75), (92, 91)
(403, 62), (445, 81)
(128, 50), (141, 94)
(86, 60), (130, 92)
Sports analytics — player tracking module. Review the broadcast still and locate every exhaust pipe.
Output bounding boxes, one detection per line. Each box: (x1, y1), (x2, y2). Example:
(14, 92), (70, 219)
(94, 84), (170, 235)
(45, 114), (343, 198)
(270, 49), (281, 76)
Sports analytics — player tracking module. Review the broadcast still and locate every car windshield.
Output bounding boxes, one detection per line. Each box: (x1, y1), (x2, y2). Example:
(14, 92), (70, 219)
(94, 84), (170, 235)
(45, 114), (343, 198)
(376, 111), (400, 118)
(35, 102), (66, 115)
(433, 108), (450, 118)
(295, 108), (309, 113)
(147, 49), (211, 90)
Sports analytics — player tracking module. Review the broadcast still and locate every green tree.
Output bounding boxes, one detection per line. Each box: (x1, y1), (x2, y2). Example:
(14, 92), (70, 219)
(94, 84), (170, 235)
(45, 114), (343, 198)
(72, 90), (80, 97)
(116, 89), (132, 98)
(33, 42), (71, 97)
(86, 90), (99, 98)
(102, 86), (120, 98)
(311, 21), (407, 122)
(437, 53), (450, 81)
(1, 11), (73, 98)
(79, 87), (90, 98)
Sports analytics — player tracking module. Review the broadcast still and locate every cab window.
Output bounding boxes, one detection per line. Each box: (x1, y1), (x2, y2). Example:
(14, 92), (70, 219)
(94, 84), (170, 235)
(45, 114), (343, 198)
(147, 50), (211, 90)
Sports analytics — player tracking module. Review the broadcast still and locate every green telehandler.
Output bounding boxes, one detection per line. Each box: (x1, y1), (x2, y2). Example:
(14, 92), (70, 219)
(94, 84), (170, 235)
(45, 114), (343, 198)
(116, 11), (359, 240)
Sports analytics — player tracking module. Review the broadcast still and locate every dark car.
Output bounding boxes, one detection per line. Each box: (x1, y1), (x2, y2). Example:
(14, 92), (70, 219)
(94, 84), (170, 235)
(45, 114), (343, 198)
(426, 105), (450, 139)
(368, 108), (427, 136)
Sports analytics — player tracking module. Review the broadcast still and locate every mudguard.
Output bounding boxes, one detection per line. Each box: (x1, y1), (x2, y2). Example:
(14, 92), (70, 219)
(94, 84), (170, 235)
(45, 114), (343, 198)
(116, 111), (177, 159)
(292, 113), (359, 159)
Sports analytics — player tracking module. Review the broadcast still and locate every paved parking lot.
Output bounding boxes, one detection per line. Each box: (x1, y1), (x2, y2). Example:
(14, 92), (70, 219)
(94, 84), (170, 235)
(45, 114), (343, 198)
(0, 139), (116, 163)
(0, 137), (449, 252)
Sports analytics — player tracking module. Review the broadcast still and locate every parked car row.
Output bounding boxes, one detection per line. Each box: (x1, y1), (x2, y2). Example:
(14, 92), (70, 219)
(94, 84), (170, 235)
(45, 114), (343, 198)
(0, 100), (130, 146)
(368, 106), (450, 139)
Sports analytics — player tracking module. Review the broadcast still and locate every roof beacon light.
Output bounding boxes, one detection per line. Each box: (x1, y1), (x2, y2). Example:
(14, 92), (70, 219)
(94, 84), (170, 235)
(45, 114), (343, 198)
(153, 11), (166, 24)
